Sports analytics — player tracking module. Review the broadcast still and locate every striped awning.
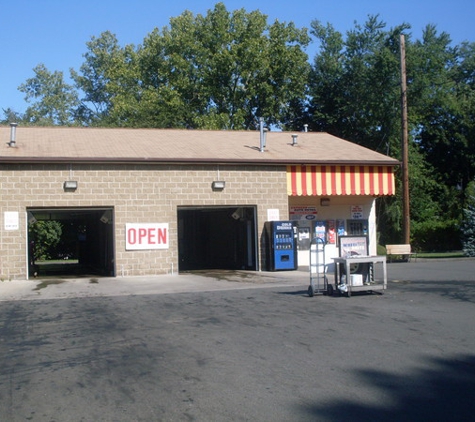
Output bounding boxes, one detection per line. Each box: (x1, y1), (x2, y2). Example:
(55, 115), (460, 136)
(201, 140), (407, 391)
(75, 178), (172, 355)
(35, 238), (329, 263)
(287, 165), (395, 196)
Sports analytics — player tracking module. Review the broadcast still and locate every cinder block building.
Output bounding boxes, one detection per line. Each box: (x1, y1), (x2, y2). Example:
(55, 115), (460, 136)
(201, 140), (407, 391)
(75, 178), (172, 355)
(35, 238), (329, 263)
(0, 125), (399, 280)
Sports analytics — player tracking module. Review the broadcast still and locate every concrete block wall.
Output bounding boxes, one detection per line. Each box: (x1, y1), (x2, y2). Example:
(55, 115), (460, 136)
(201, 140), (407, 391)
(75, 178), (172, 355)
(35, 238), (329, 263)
(0, 163), (288, 279)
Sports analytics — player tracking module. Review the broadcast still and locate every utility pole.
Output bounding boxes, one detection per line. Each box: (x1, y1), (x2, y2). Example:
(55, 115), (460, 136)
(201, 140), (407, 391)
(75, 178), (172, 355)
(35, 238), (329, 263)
(400, 34), (410, 244)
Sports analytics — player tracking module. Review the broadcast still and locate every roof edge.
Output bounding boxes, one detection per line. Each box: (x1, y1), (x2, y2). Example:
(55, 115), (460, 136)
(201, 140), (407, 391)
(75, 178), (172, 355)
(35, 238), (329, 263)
(0, 156), (401, 166)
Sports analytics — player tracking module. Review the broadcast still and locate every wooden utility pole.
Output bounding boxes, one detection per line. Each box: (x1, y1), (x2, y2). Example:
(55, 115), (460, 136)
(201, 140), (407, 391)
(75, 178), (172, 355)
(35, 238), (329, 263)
(400, 34), (410, 244)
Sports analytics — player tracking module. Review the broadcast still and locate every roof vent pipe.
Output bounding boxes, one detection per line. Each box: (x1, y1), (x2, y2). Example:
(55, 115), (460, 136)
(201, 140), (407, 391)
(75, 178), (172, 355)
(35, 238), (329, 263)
(259, 118), (266, 152)
(291, 134), (298, 146)
(9, 122), (17, 147)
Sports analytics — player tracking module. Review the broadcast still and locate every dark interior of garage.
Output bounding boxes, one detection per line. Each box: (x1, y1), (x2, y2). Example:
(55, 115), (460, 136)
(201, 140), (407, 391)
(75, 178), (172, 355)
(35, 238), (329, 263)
(177, 206), (258, 272)
(27, 208), (115, 278)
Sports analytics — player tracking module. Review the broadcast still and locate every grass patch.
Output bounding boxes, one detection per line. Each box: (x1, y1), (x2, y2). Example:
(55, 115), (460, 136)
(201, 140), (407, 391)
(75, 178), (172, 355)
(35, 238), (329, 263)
(378, 245), (467, 260)
(36, 259), (79, 265)
(416, 251), (466, 259)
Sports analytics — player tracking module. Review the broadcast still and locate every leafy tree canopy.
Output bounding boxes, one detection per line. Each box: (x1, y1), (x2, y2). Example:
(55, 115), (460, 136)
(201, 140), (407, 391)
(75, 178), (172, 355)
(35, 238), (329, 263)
(68, 3), (310, 129)
(18, 64), (80, 126)
(29, 220), (63, 261)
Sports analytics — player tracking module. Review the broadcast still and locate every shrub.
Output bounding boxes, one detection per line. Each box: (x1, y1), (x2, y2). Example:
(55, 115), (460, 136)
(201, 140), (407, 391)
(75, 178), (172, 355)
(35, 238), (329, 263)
(29, 220), (63, 261)
(411, 219), (461, 252)
(461, 196), (475, 257)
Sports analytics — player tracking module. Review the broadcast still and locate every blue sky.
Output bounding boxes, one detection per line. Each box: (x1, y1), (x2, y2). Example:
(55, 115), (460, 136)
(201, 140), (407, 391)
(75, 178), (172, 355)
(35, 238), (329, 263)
(1, 0), (474, 114)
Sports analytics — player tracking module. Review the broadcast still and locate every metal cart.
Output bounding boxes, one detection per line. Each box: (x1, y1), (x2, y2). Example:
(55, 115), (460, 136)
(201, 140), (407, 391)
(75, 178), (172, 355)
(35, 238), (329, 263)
(332, 255), (387, 297)
(308, 237), (331, 297)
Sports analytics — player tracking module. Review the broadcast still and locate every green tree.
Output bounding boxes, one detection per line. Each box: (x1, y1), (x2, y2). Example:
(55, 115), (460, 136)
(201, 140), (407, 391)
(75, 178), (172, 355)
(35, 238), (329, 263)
(408, 27), (462, 213)
(308, 16), (408, 153)
(135, 13), (206, 128)
(71, 3), (310, 129)
(18, 64), (80, 126)
(307, 16), (463, 247)
(193, 4), (310, 129)
(461, 181), (475, 256)
(29, 220), (63, 261)
(414, 37), (475, 204)
(1, 108), (24, 124)
(71, 31), (146, 126)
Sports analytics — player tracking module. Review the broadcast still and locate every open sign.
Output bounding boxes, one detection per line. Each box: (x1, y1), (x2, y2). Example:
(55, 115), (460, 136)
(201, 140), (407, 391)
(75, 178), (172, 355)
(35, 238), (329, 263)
(126, 223), (169, 250)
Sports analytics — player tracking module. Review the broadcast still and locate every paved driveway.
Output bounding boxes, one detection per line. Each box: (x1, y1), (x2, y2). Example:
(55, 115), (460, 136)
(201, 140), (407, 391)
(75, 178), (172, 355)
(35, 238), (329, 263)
(1, 260), (474, 421)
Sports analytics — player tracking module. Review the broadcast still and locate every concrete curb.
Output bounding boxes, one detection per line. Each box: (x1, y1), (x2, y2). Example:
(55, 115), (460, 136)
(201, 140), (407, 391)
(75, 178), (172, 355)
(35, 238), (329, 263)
(0, 270), (315, 302)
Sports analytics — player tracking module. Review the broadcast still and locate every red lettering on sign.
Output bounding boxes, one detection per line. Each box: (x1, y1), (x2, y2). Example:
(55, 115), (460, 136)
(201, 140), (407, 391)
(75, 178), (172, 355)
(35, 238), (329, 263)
(128, 228), (136, 244)
(158, 228), (167, 244)
(148, 228), (155, 244)
(138, 228), (147, 243)
(127, 227), (168, 245)
(126, 223), (169, 250)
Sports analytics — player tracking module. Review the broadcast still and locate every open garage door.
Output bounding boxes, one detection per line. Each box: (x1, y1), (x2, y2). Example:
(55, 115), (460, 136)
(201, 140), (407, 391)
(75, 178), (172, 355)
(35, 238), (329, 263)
(178, 206), (258, 272)
(27, 207), (115, 278)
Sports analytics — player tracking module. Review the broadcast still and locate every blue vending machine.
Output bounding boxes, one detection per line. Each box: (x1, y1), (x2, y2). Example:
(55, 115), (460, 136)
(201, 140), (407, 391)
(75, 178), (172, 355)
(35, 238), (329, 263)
(264, 221), (298, 271)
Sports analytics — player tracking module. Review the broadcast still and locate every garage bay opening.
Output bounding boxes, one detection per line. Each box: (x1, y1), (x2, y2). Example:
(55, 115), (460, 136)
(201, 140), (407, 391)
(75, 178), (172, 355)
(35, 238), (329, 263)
(27, 207), (115, 278)
(178, 206), (258, 272)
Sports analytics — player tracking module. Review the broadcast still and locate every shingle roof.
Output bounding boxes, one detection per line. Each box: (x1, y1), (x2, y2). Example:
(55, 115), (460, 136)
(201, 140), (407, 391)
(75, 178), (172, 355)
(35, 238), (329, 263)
(1, 126), (399, 166)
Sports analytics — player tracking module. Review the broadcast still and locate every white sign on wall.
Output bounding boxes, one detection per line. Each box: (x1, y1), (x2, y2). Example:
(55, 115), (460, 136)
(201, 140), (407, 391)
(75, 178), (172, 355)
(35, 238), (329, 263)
(267, 209), (280, 221)
(4, 212), (19, 230)
(126, 223), (169, 250)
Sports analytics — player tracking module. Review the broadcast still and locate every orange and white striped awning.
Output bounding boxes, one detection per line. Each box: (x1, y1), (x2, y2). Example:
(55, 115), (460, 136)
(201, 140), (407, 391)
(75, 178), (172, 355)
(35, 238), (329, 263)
(287, 165), (395, 196)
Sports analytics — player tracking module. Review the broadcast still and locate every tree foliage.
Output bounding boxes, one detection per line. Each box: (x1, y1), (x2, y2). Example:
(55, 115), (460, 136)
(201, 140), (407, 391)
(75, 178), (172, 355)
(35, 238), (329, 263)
(307, 16), (475, 245)
(29, 220), (63, 261)
(461, 183), (475, 256)
(308, 16), (408, 152)
(70, 31), (142, 126)
(67, 3), (310, 129)
(18, 64), (80, 126)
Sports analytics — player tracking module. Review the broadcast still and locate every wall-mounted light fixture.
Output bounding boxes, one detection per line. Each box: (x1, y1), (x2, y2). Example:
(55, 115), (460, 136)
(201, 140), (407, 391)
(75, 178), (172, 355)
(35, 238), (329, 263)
(212, 181), (226, 191)
(320, 198), (330, 206)
(27, 211), (37, 224)
(63, 180), (78, 191)
(100, 210), (111, 224)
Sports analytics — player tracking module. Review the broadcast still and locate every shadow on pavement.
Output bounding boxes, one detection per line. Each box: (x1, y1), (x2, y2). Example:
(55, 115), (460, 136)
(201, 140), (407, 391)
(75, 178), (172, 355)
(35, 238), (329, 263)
(300, 354), (475, 421)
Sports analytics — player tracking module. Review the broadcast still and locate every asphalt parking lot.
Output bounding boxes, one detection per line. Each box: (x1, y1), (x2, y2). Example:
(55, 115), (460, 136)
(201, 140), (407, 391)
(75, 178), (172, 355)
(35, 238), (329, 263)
(1, 259), (475, 421)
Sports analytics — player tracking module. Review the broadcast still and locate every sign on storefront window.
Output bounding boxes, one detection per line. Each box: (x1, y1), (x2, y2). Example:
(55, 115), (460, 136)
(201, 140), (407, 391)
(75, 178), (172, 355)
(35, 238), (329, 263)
(350, 205), (364, 219)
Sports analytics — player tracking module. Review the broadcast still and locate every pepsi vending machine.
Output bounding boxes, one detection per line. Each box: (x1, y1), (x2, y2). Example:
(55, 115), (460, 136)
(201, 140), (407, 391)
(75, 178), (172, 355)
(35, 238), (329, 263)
(264, 221), (298, 271)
